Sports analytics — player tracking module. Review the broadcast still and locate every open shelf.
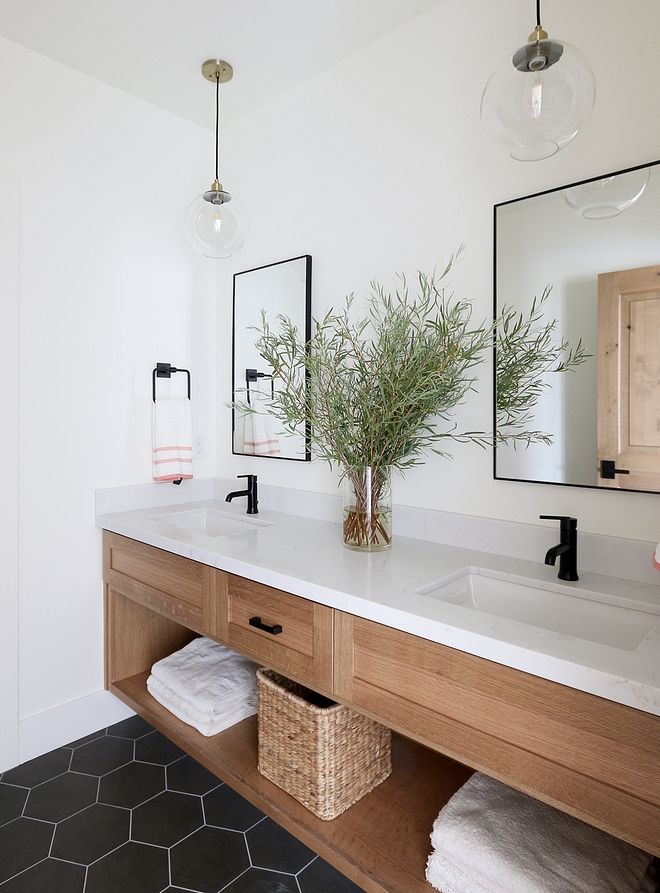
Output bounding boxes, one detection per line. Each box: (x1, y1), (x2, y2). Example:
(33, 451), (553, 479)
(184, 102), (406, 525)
(111, 672), (473, 893)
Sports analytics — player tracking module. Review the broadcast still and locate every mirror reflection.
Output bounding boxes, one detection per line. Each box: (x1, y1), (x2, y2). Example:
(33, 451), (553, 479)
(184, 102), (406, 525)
(232, 255), (311, 461)
(494, 160), (660, 493)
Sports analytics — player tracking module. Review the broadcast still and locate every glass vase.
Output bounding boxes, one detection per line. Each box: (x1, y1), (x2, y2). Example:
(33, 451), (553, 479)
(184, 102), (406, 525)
(342, 466), (392, 552)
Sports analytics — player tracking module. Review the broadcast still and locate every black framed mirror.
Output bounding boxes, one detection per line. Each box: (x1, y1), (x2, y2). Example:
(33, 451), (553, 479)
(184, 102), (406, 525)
(494, 159), (660, 494)
(232, 255), (312, 461)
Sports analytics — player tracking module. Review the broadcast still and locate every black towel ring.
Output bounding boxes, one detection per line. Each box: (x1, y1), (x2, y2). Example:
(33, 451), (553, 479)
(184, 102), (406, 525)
(152, 362), (192, 485)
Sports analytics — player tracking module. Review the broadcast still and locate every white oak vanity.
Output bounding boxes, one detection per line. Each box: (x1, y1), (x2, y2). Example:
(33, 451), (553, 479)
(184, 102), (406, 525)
(100, 504), (660, 893)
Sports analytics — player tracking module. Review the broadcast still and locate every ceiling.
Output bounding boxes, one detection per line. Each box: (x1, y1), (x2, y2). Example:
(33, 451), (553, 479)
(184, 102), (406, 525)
(0, 0), (443, 128)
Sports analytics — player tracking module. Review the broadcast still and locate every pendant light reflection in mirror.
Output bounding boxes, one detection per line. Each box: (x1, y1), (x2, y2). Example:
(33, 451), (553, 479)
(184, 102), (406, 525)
(481, 0), (596, 161)
(185, 59), (246, 258)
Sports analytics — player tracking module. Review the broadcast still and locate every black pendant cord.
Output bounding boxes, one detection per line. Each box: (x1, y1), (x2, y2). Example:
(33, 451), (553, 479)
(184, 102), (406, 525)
(536, 0), (542, 28)
(214, 72), (220, 182)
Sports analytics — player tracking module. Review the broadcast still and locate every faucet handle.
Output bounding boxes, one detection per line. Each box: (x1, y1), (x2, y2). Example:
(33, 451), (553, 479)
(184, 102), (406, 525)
(539, 514), (577, 528)
(237, 474), (257, 482)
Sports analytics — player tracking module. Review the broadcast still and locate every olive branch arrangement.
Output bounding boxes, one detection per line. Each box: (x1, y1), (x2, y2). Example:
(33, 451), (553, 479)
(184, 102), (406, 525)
(495, 285), (589, 447)
(236, 254), (588, 547)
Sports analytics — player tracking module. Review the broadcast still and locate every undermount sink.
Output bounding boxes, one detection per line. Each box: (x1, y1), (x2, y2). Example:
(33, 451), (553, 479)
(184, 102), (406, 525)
(150, 507), (272, 538)
(415, 567), (659, 651)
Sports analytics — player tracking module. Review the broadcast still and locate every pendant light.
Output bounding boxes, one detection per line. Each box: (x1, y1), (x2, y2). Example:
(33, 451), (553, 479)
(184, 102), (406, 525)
(562, 167), (650, 219)
(481, 0), (595, 161)
(185, 59), (245, 258)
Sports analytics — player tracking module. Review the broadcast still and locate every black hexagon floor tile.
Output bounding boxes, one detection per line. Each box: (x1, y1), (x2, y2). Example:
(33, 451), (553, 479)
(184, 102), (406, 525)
(222, 867), (299, 892)
(69, 736), (133, 776)
(0, 857), (86, 892)
(132, 790), (203, 848)
(167, 754), (221, 795)
(24, 771), (98, 823)
(106, 715), (154, 740)
(204, 784), (264, 831)
(0, 818), (54, 884)
(1, 725), (365, 893)
(170, 826), (249, 893)
(0, 783), (28, 826)
(98, 761), (165, 809)
(85, 842), (169, 893)
(247, 818), (315, 875)
(51, 803), (129, 865)
(298, 856), (364, 892)
(134, 731), (185, 766)
(2, 748), (71, 788)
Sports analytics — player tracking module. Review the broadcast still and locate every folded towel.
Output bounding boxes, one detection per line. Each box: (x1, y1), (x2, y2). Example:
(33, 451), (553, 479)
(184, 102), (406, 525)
(147, 675), (257, 737)
(150, 637), (258, 715)
(147, 673), (258, 724)
(152, 398), (193, 482)
(426, 853), (658, 893)
(426, 852), (475, 893)
(653, 543), (660, 571)
(427, 773), (653, 893)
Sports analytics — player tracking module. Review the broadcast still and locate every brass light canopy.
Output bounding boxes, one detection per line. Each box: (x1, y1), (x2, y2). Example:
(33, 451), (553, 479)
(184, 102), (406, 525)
(201, 59), (233, 84)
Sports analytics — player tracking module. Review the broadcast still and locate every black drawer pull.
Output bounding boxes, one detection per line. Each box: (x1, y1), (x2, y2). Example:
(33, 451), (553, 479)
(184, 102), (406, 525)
(249, 616), (283, 635)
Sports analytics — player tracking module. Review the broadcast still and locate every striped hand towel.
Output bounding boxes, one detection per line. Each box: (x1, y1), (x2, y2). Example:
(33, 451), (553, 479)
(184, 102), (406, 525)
(238, 402), (281, 456)
(152, 398), (193, 482)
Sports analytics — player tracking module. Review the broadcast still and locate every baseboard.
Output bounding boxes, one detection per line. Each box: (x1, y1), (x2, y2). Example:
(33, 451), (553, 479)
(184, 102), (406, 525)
(17, 690), (135, 765)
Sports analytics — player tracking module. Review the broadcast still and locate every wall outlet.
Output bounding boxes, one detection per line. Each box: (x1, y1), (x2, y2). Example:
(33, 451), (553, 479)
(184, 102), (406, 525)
(193, 435), (206, 459)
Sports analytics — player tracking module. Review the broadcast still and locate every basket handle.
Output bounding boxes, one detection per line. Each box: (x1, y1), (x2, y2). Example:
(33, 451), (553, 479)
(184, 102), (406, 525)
(249, 616), (283, 635)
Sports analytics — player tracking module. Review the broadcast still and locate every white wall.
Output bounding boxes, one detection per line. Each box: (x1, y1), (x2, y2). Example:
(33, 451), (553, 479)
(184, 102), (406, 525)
(0, 168), (20, 770)
(216, 0), (660, 541)
(0, 37), (216, 765)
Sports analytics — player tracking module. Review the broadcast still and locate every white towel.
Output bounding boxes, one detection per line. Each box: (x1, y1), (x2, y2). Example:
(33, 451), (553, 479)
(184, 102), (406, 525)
(426, 773), (653, 893)
(152, 398), (193, 482)
(426, 852), (476, 893)
(238, 397), (281, 456)
(147, 674), (257, 737)
(150, 637), (258, 715)
(426, 853), (658, 893)
(147, 673), (258, 725)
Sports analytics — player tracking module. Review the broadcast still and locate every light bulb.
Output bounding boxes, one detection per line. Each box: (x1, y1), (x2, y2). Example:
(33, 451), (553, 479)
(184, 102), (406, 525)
(184, 187), (246, 259)
(530, 77), (543, 119)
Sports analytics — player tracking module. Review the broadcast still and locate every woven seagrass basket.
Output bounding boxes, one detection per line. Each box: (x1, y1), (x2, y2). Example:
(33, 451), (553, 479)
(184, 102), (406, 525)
(256, 668), (392, 821)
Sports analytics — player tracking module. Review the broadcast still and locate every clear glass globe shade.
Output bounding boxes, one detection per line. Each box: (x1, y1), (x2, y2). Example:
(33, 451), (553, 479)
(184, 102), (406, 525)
(481, 40), (596, 161)
(562, 168), (650, 219)
(185, 192), (246, 258)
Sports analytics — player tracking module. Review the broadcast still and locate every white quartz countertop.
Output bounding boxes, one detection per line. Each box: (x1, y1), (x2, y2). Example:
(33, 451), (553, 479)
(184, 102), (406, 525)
(96, 499), (660, 718)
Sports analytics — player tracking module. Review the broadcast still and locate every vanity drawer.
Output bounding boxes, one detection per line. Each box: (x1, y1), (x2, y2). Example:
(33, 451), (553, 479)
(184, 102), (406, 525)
(334, 611), (660, 855)
(223, 576), (333, 692)
(103, 532), (223, 635)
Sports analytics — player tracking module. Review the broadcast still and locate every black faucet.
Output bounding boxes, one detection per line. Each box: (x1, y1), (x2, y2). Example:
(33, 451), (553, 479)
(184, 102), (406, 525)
(540, 515), (578, 581)
(225, 474), (258, 515)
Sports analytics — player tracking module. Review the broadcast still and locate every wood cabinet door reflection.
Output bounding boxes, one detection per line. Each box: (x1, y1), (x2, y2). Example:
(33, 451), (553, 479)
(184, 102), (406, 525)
(598, 264), (660, 491)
